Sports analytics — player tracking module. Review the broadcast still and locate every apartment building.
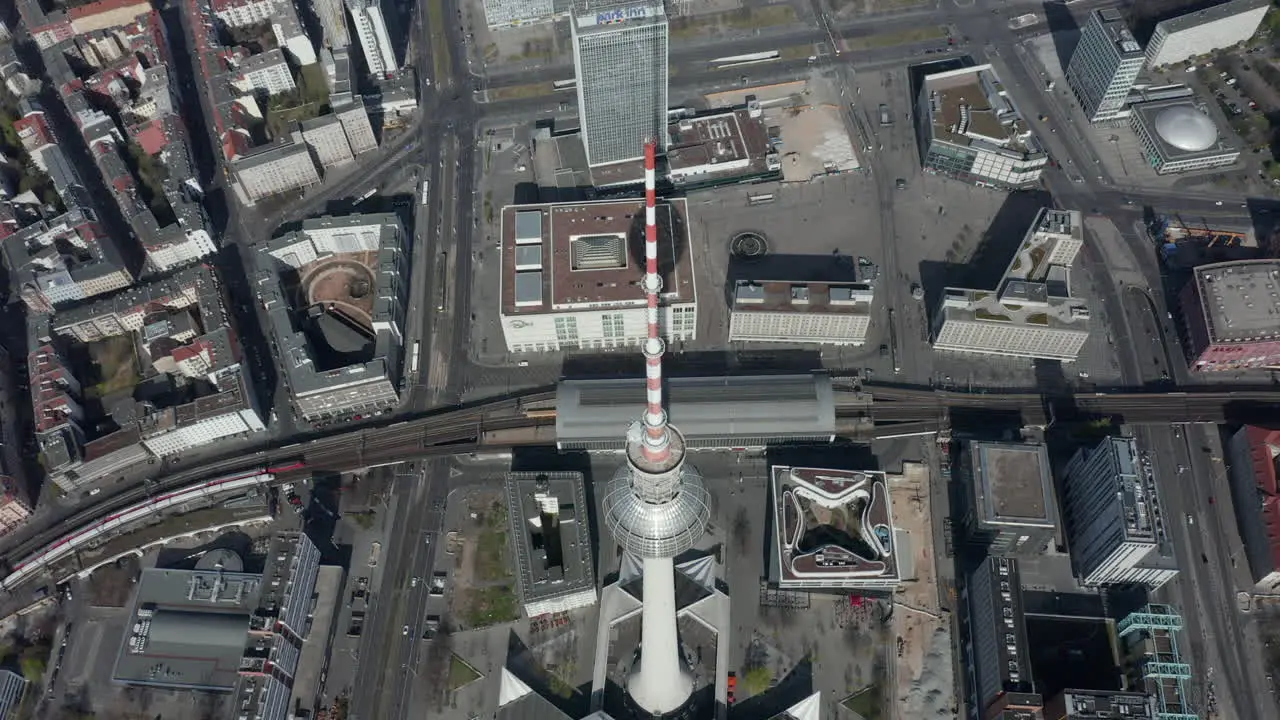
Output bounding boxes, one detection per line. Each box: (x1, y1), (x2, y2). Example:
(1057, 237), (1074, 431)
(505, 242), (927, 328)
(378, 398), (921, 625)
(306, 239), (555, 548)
(335, 98), (377, 155)
(1062, 436), (1178, 589)
(346, 0), (397, 76)
(933, 208), (1090, 361)
(233, 138), (322, 204)
(963, 441), (1059, 557)
(229, 48), (296, 95)
(1146, 0), (1269, 68)
(1180, 259), (1280, 371)
(3, 208), (134, 314)
(312, 0), (351, 46)
(272, 0), (317, 65)
(212, 0), (275, 27)
(301, 114), (355, 169)
(964, 557), (1043, 720)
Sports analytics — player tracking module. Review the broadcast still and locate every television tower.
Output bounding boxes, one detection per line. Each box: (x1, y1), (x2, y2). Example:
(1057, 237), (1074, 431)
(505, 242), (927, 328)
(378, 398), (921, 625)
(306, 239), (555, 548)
(601, 140), (711, 715)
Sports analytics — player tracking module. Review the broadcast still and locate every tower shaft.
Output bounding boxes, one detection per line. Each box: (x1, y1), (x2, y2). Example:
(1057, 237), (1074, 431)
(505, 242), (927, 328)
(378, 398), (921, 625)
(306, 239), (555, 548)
(628, 556), (692, 714)
(640, 140), (671, 467)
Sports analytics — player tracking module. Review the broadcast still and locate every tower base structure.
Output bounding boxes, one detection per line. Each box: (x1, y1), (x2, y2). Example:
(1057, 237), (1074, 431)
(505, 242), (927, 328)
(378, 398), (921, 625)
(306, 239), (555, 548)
(628, 556), (695, 714)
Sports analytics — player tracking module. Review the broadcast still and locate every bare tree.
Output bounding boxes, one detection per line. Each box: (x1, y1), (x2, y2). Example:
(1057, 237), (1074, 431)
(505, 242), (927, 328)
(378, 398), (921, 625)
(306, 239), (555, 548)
(422, 617), (456, 709)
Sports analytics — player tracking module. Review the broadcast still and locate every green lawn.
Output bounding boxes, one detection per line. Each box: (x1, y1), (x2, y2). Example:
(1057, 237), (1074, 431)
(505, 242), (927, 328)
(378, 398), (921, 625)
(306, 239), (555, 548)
(842, 685), (883, 720)
(462, 585), (519, 627)
(428, 0), (453, 83)
(448, 654), (481, 691)
(846, 26), (948, 51)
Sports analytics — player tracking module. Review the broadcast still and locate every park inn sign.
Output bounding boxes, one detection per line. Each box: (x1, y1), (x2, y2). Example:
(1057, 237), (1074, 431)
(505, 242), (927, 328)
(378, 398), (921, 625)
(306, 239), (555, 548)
(575, 5), (649, 26)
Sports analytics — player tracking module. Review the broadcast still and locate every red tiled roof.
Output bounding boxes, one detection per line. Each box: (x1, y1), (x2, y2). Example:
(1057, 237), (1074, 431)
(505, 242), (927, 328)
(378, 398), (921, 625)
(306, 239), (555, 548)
(1244, 425), (1280, 571)
(130, 119), (167, 156)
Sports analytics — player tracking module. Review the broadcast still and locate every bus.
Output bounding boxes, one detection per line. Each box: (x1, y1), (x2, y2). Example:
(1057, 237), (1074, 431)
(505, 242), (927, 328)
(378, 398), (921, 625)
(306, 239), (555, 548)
(354, 188), (376, 204)
(420, 179), (430, 206)
(410, 340), (421, 375)
(747, 193), (776, 206)
(552, 79), (576, 90)
(435, 252), (448, 312)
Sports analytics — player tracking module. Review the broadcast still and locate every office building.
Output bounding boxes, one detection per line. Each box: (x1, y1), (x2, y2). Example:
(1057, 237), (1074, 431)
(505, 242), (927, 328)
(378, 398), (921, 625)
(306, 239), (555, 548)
(915, 63), (1047, 189)
(598, 143), (711, 714)
(1227, 425), (1280, 590)
(347, 0), (397, 77)
(964, 557), (1043, 720)
(498, 199), (697, 353)
(233, 138), (322, 204)
(571, 0), (668, 169)
(933, 208), (1090, 361)
(0, 670), (27, 720)
(301, 114), (355, 170)
(113, 534), (321, 707)
(1146, 0), (1269, 68)
(335, 98), (377, 154)
(1179, 259), (1280, 371)
(1117, 605), (1198, 720)
(1062, 436), (1178, 589)
(1066, 9), (1146, 123)
(1130, 99), (1240, 175)
(229, 48), (296, 96)
(312, 0), (351, 46)
(258, 214), (408, 421)
(505, 472), (597, 617)
(770, 466), (900, 590)
(482, 0), (556, 28)
(964, 441), (1059, 557)
(729, 279), (874, 346)
(1043, 690), (1155, 720)
(666, 108), (780, 188)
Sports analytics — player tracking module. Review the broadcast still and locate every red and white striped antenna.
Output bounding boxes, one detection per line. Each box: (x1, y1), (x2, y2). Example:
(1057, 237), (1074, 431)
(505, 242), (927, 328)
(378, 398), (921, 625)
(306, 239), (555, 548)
(639, 139), (671, 465)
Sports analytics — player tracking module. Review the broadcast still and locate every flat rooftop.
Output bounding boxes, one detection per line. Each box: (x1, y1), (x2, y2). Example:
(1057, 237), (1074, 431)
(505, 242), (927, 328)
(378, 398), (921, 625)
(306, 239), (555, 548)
(1093, 8), (1143, 57)
(556, 373), (835, 447)
(971, 441), (1056, 527)
(1193, 259), (1280, 344)
(499, 199), (695, 316)
(733, 280), (874, 316)
(1154, 0), (1269, 34)
(1131, 99), (1241, 162)
(505, 472), (596, 606)
(771, 466), (898, 587)
(666, 109), (773, 178)
(113, 567), (260, 690)
(923, 64), (1041, 157)
(940, 208), (1090, 333)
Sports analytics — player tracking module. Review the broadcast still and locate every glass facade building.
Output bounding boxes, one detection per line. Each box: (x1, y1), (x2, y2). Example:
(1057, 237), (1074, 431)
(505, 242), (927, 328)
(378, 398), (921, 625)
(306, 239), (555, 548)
(572, 0), (668, 168)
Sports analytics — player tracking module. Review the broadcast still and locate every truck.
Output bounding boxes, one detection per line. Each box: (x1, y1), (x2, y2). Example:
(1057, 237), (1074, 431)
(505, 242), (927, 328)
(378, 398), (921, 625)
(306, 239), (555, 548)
(878, 104), (892, 126)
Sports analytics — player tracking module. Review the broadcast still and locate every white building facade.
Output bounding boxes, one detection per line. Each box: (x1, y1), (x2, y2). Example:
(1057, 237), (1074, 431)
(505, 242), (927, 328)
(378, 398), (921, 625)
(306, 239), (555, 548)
(144, 230), (218, 274)
(501, 305), (697, 353)
(234, 141), (322, 204)
(482, 0), (556, 28)
(346, 0), (397, 77)
(728, 280), (874, 346)
(301, 115), (355, 169)
(1146, 0), (1269, 68)
(230, 50), (296, 95)
(335, 99), (377, 154)
(1062, 436), (1179, 589)
(213, 0), (275, 27)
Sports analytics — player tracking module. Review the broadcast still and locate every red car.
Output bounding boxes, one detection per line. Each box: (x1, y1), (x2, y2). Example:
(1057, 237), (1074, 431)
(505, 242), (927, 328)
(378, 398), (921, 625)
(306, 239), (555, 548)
(727, 672), (737, 705)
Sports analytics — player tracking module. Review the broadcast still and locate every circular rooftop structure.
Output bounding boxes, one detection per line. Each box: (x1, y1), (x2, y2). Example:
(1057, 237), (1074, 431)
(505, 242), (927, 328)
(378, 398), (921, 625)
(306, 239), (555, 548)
(1154, 105), (1218, 152)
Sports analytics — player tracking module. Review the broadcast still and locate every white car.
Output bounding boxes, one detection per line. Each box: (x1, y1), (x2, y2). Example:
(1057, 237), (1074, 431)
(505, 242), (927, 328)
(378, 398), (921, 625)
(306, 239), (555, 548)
(1186, 513), (1195, 526)
(411, 577), (420, 588)
(402, 625), (410, 636)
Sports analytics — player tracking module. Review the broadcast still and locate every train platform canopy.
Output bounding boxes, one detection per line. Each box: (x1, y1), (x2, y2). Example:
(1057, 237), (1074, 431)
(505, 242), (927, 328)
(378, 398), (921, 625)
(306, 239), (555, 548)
(555, 373), (836, 450)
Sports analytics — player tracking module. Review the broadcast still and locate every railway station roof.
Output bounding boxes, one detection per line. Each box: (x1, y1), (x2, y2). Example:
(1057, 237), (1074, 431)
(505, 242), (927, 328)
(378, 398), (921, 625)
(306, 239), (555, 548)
(556, 373), (835, 448)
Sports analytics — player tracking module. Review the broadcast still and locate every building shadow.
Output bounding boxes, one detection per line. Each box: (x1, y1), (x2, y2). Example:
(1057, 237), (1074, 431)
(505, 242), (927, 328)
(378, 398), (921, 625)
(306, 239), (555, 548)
(1043, 0), (1082, 73)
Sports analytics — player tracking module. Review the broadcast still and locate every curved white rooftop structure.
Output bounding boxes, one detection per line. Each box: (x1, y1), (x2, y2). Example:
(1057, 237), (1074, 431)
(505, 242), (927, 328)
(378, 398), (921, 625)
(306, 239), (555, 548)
(1153, 105), (1218, 152)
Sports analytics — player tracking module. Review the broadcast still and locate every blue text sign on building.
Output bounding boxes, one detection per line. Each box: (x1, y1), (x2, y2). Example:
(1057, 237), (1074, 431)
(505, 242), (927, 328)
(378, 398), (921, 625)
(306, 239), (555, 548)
(596, 5), (647, 23)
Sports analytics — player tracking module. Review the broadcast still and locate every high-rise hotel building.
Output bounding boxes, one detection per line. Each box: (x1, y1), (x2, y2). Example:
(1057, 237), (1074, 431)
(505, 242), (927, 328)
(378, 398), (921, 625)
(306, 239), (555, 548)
(571, 0), (668, 169)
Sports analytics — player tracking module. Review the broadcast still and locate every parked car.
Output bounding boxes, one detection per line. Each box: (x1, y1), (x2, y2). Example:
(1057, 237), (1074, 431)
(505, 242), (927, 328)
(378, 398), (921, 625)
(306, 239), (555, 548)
(727, 672), (737, 704)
